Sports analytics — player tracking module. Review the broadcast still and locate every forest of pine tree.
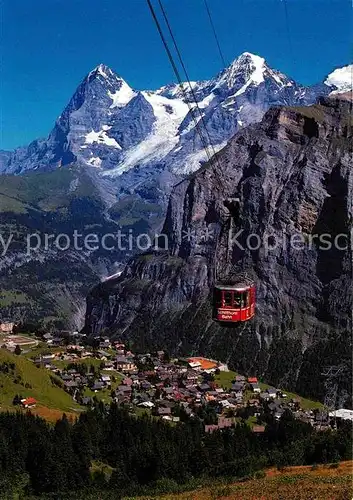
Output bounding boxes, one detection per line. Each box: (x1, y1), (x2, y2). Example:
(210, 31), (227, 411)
(0, 403), (351, 498)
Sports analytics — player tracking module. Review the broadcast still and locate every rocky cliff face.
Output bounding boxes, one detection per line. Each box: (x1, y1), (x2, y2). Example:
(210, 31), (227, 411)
(85, 95), (353, 405)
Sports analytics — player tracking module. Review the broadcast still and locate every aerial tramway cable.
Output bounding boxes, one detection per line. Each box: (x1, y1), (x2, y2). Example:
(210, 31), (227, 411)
(160, 1), (233, 205)
(146, 0), (213, 165)
(156, 0), (221, 166)
(149, 0), (227, 173)
(203, 0), (227, 68)
(281, 0), (294, 65)
(147, 0), (257, 323)
(152, 0), (237, 283)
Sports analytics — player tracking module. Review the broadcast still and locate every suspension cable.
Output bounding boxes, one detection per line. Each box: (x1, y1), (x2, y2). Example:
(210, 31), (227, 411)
(203, 0), (226, 68)
(146, 0), (213, 164)
(156, 0), (216, 163)
(282, 0), (294, 64)
(147, 0), (233, 284)
(156, 0), (224, 171)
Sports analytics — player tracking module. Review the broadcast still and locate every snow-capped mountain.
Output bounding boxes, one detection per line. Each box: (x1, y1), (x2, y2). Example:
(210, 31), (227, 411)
(324, 63), (353, 95)
(0, 53), (349, 201)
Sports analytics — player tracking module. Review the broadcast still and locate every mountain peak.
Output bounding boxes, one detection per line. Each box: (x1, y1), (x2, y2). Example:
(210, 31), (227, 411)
(216, 51), (266, 90)
(237, 51), (264, 62)
(231, 52), (266, 75)
(325, 64), (353, 94)
(84, 63), (135, 105)
(88, 63), (116, 78)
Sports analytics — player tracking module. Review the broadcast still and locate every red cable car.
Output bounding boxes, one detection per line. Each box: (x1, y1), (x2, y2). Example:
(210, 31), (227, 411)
(213, 282), (256, 323)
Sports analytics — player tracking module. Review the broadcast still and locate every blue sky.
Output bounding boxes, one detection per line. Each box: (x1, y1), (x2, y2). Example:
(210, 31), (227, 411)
(1, 0), (352, 150)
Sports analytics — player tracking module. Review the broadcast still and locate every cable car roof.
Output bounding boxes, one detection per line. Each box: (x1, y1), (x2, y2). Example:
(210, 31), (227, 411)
(215, 283), (253, 292)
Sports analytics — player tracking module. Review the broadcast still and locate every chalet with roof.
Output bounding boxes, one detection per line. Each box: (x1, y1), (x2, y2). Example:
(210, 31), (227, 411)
(250, 383), (261, 393)
(115, 355), (137, 373)
(21, 397), (37, 408)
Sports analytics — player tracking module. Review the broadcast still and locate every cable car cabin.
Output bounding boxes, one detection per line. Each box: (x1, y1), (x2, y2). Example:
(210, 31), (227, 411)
(213, 283), (255, 323)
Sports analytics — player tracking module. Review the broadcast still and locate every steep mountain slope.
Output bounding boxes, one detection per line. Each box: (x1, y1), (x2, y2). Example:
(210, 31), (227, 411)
(84, 94), (352, 405)
(0, 166), (126, 328)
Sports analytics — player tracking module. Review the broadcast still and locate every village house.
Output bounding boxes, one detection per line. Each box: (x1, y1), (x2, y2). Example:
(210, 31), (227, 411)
(248, 399), (260, 407)
(92, 381), (105, 391)
(232, 382), (244, 392)
(115, 355), (137, 373)
(157, 407), (172, 417)
(51, 337), (64, 347)
(232, 391), (244, 403)
(266, 388), (277, 398)
(218, 416), (234, 429)
(64, 380), (78, 390)
(205, 424), (219, 433)
(252, 425), (266, 434)
(250, 383), (261, 394)
(248, 377), (258, 384)
(99, 338), (111, 349)
(188, 361), (202, 370)
(185, 370), (199, 383)
(101, 375), (111, 386)
(138, 401), (154, 409)
(21, 397), (37, 408)
(329, 409), (353, 422)
(116, 385), (132, 400)
(97, 350), (110, 360)
(259, 392), (271, 402)
(0, 322), (14, 333)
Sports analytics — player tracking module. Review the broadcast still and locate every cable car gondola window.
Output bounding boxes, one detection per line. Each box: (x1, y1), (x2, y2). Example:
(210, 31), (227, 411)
(224, 291), (232, 306)
(233, 292), (241, 308)
(242, 291), (249, 307)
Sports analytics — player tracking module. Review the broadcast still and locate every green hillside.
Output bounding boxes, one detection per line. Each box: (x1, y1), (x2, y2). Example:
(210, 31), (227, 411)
(0, 165), (108, 327)
(0, 165), (99, 214)
(0, 349), (80, 412)
(215, 370), (323, 410)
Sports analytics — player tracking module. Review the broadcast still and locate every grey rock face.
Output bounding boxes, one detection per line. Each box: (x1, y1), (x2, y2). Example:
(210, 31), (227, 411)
(84, 96), (352, 405)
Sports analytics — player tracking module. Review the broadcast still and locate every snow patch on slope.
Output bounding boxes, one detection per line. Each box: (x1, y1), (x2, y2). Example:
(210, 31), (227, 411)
(85, 129), (121, 148)
(325, 64), (353, 94)
(233, 55), (266, 96)
(103, 92), (189, 176)
(108, 81), (137, 108)
(175, 139), (228, 175)
(96, 64), (110, 79)
(87, 157), (103, 167)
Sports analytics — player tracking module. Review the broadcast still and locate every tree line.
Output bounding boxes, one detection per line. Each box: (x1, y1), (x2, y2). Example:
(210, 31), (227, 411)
(0, 403), (351, 498)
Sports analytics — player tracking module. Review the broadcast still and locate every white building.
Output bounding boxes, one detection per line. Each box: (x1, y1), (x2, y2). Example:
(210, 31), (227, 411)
(329, 409), (353, 422)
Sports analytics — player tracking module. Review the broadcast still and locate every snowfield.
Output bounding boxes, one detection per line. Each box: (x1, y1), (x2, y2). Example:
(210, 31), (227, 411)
(325, 64), (353, 94)
(103, 92), (189, 176)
